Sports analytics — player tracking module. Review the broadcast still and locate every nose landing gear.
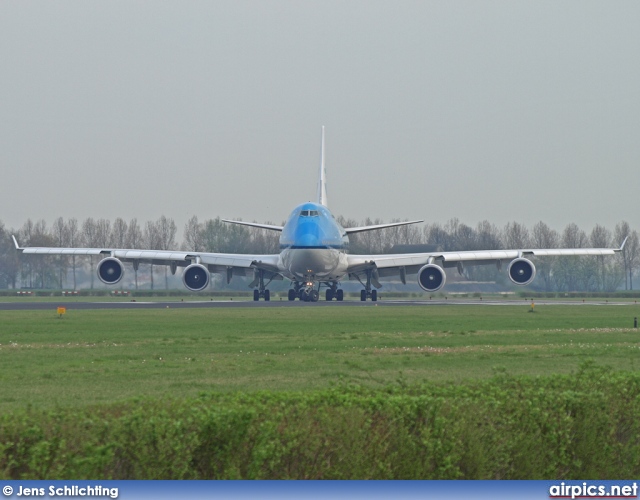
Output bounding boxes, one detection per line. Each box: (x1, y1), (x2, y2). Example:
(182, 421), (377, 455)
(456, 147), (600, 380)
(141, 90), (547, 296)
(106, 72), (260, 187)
(301, 289), (319, 302)
(288, 280), (343, 302)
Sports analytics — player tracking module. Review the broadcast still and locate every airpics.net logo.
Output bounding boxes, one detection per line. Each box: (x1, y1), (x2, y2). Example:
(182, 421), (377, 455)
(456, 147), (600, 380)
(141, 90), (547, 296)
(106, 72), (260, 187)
(550, 482), (638, 499)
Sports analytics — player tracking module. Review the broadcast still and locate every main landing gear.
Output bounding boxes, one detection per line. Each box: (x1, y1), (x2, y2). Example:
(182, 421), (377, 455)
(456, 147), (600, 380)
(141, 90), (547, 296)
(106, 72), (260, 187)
(324, 282), (343, 302)
(251, 269), (273, 301)
(355, 268), (379, 302)
(360, 289), (377, 302)
(253, 289), (270, 301)
(325, 288), (344, 301)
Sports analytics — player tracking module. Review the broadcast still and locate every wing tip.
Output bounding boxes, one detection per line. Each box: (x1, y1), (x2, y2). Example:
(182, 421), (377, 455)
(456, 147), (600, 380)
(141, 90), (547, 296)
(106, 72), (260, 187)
(618, 236), (629, 252)
(11, 235), (23, 252)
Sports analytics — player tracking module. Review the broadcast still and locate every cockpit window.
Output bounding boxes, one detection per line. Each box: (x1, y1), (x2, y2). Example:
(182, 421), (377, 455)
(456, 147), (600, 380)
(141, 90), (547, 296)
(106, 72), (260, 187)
(300, 210), (319, 217)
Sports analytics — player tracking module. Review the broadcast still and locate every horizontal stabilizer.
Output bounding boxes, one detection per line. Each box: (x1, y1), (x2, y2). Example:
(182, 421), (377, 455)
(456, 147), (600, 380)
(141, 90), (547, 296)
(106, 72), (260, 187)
(345, 220), (423, 235)
(221, 220), (284, 232)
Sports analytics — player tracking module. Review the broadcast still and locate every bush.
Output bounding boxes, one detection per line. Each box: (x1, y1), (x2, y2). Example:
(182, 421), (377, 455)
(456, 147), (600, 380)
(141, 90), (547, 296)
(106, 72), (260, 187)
(1, 365), (639, 479)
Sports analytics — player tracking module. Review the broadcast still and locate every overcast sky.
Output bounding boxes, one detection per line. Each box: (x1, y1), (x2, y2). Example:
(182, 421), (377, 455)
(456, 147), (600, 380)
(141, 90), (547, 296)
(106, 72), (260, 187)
(1, 1), (639, 239)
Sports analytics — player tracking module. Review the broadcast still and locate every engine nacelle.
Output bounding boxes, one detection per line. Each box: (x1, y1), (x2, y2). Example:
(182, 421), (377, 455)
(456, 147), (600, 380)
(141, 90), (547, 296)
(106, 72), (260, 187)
(183, 263), (210, 292)
(507, 258), (536, 286)
(417, 264), (446, 292)
(97, 257), (124, 285)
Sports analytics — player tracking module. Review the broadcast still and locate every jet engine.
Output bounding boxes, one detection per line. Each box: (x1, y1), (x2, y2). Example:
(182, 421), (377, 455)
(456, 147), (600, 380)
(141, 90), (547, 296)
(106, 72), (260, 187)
(507, 258), (536, 286)
(183, 263), (210, 292)
(417, 264), (446, 292)
(97, 257), (124, 285)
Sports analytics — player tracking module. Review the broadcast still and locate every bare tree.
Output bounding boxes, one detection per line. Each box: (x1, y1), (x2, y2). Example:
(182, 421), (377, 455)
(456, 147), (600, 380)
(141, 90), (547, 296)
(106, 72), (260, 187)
(624, 230), (640, 290)
(183, 215), (204, 252)
(614, 221), (634, 290)
(51, 217), (69, 288)
(531, 221), (558, 291)
(111, 218), (128, 248)
(156, 215), (177, 288)
(144, 220), (161, 289)
(424, 222), (450, 251)
(126, 218), (143, 289)
(157, 215), (177, 251)
(470, 220), (503, 283)
(126, 218), (143, 249)
(82, 218), (98, 288)
(0, 221), (20, 289)
(398, 219), (422, 246)
(476, 220), (502, 250)
(356, 218), (383, 254)
(95, 219), (111, 247)
(453, 223), (476, 251)
(561, 223), (588, 248)
(20, 219), (54, 288)
(502, 221), (530, 249)
(67, 218), (80, 290)
(555, 223), (588, 292)
(249, 223), (280, 254)
(590, 224), (612, 291)
(200, 217), (251, 254)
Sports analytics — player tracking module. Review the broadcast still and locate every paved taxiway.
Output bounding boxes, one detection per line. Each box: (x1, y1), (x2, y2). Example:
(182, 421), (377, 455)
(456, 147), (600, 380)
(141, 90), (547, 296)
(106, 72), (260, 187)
(0, 299), (636, 311)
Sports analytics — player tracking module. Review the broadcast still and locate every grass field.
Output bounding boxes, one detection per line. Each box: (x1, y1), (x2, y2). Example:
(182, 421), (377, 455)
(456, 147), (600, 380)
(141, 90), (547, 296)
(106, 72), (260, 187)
(2, 303), (640, 413)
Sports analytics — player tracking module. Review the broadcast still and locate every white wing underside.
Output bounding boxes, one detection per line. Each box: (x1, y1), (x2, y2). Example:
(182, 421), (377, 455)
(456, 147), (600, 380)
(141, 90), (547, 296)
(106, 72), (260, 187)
(347, 246), (621, 277)
(14, 242), (279, 276)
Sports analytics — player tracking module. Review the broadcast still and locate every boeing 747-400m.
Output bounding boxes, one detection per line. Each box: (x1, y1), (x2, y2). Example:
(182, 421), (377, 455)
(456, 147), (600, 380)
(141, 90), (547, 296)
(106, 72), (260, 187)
(13, 128), (626, 302)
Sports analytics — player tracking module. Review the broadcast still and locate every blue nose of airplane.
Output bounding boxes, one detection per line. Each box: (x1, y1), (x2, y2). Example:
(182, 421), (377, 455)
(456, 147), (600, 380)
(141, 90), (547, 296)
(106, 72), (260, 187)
(294, 221), (323, 247)
(296, 232), (321, 247)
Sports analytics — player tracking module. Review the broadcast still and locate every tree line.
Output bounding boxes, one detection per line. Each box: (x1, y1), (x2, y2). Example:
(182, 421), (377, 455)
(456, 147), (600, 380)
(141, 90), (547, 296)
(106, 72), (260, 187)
(0, 216), (638, 292)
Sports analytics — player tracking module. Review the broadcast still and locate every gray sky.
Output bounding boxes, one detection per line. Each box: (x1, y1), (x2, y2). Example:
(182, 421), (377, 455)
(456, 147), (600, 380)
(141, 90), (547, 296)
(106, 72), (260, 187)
(1, 1), (639, 238)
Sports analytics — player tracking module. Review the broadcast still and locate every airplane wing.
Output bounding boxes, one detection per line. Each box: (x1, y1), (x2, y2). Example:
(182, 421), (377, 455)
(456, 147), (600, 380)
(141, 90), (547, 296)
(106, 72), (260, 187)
(346, 238), (626, 289)
(12, 235), (281, 288)
(348, 246), (621, 272)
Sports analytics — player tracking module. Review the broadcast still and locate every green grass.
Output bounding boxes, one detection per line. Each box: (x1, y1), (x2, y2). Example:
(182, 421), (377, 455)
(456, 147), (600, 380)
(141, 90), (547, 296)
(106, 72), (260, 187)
(3, 304), (640, 479)
(1, 304), (640, 412)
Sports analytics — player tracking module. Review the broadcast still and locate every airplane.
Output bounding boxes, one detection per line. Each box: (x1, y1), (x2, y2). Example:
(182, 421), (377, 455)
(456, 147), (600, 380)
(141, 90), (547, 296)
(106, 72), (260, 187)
(13, 127), (626, 302)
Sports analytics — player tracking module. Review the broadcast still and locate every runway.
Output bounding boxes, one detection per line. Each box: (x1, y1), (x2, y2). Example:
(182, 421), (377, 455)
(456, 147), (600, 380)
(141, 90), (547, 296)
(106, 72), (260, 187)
(0, 298), (636, 311)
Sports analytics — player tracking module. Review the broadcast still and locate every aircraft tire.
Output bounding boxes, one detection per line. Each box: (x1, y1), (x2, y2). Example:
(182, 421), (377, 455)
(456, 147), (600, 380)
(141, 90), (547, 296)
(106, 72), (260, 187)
(310, 290), (319, 302)
(264, 290), (270, 301)
(326, 289), (334, 301)
(288, 289), (296, 301)
(371, 290), (377, 302)
(360, 290), (367, 301)
(253, 290), (260, 301)
(336, 289), (344, 301)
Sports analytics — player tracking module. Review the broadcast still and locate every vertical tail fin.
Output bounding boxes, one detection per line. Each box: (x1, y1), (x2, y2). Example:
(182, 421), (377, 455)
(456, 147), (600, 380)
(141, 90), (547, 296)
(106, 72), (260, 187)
(317, 126), (328, 206)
